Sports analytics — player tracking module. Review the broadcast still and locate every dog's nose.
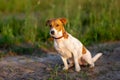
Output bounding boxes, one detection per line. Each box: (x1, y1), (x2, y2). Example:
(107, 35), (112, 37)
(51, 31), (55, 35)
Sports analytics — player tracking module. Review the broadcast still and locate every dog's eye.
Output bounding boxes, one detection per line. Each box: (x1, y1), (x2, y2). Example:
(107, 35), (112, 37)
(49, 24), (52, 28)
(56, 24), (59, 27)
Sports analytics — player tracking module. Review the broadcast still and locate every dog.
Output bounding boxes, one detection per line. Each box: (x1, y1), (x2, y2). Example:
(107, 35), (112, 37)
(46, 18), (102, 72)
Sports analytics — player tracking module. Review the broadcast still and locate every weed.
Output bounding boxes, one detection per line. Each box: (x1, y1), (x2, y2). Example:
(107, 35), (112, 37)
(48, 64), (60, 80)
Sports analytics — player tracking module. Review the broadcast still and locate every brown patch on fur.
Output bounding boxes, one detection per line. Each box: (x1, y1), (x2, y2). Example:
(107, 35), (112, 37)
(82, 46), (86, 54)
(60, 18), (67, 25)
(63, 32), (68, 39)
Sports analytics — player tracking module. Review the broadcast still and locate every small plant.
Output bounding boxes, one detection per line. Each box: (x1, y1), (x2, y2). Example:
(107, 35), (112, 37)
(0, 52), (5, 58)
(22, 14), (38, 44)
(48, 64), (61, 80)
(0, 24), (14, 46)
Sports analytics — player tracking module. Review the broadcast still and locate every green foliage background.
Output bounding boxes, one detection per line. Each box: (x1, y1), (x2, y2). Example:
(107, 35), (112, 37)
(0, 0), (119, 50)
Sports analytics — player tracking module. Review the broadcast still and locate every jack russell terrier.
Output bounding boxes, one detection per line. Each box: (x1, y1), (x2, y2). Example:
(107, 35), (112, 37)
(46, 18), (102, 72)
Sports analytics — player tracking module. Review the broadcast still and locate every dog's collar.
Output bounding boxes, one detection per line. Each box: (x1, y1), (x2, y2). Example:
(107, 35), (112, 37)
(51, 32), (68, 39)
(52, 35), (64, 39)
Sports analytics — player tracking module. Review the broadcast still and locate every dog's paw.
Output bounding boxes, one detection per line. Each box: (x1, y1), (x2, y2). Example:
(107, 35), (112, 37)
(63, 67), (68, 70)
(89, 63), (95, 68)
(75, 67), (81, 72)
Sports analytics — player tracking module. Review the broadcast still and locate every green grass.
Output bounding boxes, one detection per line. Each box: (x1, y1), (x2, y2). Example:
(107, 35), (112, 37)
(0, 0), (120, 55)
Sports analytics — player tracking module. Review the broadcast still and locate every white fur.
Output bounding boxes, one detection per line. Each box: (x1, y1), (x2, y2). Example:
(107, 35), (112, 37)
(53, 32), (103, 72)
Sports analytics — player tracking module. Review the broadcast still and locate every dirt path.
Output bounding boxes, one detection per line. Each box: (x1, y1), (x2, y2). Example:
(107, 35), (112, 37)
(0, 42), (120, 80)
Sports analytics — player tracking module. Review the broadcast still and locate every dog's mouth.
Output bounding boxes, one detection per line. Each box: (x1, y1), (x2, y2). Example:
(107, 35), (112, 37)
(49, 29), (64, 39)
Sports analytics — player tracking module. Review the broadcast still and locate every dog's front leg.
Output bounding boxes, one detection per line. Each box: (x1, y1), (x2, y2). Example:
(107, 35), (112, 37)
(61, 56), (68, 70)
(73, 52), (81, 72)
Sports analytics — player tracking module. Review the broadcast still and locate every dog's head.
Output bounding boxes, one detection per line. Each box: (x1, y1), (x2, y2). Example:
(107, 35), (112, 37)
(46, 18), (68, 39)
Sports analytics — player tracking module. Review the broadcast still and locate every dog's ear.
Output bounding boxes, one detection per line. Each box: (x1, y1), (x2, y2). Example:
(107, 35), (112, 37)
(46, 20), (51, 26)
(60, 18), (67, 25)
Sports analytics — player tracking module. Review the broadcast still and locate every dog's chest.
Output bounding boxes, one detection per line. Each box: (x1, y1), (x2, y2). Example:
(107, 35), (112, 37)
(54, 39), (72, 58)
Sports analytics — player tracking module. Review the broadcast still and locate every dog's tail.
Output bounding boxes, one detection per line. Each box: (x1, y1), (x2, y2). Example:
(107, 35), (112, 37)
(93, 53), (103, 62)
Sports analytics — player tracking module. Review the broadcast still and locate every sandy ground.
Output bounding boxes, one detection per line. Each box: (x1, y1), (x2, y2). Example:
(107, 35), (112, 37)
(0, 42), (120, 80)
